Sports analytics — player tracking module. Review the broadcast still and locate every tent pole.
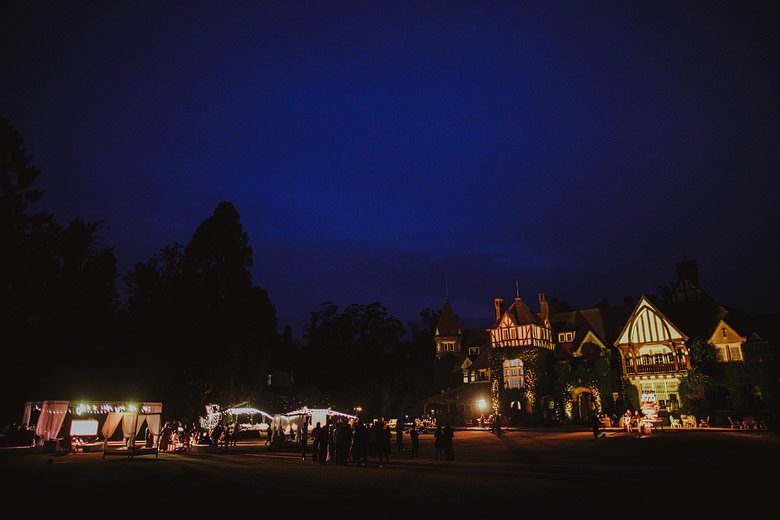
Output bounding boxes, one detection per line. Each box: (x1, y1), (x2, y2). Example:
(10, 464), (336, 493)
(130, 412), (138, 459)
(155, 414), (161, 459)
(102, 420), (109, 460)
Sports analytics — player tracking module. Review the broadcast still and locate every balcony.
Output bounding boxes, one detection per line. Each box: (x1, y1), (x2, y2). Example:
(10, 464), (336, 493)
(635, 363), (680, 374)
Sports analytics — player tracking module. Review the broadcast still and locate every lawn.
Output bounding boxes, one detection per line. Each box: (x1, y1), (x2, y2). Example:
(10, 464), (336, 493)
(2, 429), (776, 515)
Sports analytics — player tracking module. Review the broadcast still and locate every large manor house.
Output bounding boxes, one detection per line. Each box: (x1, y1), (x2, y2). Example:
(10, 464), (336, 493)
(423, 261), (776, 424)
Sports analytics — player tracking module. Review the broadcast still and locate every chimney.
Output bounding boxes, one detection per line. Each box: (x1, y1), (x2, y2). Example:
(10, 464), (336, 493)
(494, 298), (504, 321)
(539, 293), (549, 316)
(675, 260), (700, 287)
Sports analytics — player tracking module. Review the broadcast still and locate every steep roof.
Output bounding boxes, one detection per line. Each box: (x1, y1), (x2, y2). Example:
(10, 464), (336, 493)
(436, 298), (461, 336)
(615, 296), (688, 346)
(661, 296), (761, 342)
(493, 297), (540, 328)
(550, 305), (632, 347)
(469, 346), (492, 369)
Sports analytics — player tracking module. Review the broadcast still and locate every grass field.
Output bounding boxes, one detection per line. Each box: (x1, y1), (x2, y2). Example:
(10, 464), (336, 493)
(2, 429), (776, 515)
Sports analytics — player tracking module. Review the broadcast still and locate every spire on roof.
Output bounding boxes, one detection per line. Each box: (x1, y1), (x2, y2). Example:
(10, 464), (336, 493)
(436, 298), (461, 336)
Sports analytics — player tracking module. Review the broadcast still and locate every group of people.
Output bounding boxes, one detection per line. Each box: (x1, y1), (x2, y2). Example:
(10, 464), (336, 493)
(157, 421), (238, 452)
(290, 418), (453, 466)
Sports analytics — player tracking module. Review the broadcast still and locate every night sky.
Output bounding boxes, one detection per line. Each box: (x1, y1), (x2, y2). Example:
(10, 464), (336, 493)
(3, 1), (778, 335)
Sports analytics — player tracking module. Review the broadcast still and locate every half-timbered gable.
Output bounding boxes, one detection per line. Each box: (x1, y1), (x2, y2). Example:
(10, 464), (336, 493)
(615, 296), (690, 412)
(489, 297), (554, 350)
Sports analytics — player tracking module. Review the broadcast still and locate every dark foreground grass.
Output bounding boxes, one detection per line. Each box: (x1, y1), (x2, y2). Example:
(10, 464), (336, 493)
(2, 429), (776, 516)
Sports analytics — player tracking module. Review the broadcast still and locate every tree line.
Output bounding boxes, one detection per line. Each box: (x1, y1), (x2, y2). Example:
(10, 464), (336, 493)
(1, 116), (441, 424)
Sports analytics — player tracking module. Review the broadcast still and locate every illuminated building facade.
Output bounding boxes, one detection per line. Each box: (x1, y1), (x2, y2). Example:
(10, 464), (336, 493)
(614, 296), (690, 413)
(424, 261), (773, 424)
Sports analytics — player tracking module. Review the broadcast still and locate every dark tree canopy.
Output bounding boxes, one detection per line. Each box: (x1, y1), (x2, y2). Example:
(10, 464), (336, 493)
(124, 201), (278, 419)
(1, 116), (120, 421)
(301, 301), (407, 416)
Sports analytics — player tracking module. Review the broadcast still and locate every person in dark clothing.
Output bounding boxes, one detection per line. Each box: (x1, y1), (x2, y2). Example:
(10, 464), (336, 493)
(327, 424), (336, 462)
(434, 425), (443, 461)
(376, 420), (389, 467)
(265, 422), (273, 446)
(368, 423), (376, 458)
(443, 424), (454, 461)
(353, 421), (368, 466)
(212, 424), (223, 448)
(409, 425), (419, 458)
(494, 414), (502, 436)
(334, 422), (347, 465)
(300, 419), (309, 460)
(592, 412), (600, 440)
(311, 422), (321, 463)
(317, 423), (329, 464)
(395, 419), (405, 452)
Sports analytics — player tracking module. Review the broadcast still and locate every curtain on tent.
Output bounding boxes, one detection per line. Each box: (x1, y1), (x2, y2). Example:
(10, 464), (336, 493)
(35, 401), (69, 441)
(101, 412), (124, 438)
(121, 413), (139, 439)
(22, 402), (32, 429)
(135, 414), (161, 436)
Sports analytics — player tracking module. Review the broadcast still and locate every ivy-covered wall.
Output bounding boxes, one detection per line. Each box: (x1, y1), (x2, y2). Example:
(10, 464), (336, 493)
(489, 346), (554, 422)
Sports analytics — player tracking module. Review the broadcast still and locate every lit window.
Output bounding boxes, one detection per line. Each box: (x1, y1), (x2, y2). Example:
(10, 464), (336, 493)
(722, 328), (727, 338)
(715, 346), (727, 362)
(728, 345), (743, 362)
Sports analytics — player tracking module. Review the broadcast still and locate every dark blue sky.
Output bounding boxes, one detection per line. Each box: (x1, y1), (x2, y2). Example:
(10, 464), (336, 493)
(3, 1), (779, 335)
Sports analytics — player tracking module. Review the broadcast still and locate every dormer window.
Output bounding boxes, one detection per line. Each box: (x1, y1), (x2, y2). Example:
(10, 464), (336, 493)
(469, 346), (480, 356)
(558, 332), (574, 342)
(722, 328), (727, 338)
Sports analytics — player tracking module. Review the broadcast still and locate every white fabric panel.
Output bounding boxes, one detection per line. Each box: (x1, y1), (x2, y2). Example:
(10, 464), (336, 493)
(35, 401), (69, 441)
(101, 412), (124, 438)
(22, 402), (32, 429)
(122, 413), (138, 439)
(144, 414), (161, 436)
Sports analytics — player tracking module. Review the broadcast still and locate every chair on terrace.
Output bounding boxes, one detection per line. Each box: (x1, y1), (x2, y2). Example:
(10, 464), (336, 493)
(698, 416), (709, 428)
(728, 416), (741, 429)
(669, 415), (682, 428)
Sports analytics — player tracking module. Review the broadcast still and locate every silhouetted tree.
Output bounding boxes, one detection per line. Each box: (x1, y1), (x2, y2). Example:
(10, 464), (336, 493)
(1, 116), (120, 421)
(548, 297), (574, 314)
(301, 302), (405, 416)
(125, 202), (278, 418)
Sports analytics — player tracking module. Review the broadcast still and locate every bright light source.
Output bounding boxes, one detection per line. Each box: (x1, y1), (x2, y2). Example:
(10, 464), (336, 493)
(476, 399), (487, 410)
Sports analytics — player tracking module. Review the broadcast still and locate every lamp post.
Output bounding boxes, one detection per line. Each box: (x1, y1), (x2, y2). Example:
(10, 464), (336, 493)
(476, 398), (487, 429)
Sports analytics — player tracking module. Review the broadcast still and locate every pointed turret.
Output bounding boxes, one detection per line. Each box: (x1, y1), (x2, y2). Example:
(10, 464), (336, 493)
(435, 299), (462, 358)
